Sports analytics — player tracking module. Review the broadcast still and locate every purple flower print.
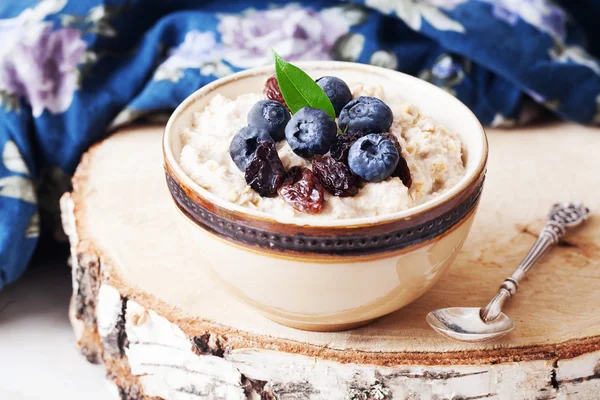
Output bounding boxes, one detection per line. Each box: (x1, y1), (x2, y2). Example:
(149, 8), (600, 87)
(154, 30), (232, 82)
(0, 22), (86, 117)
(491, 5), (519, 26)
(432, 54), (462, 80)
(167, 31), (221, 66)
(483, 0), (567, 42)
(419, 53), (467, 95)
(218, 4), (351, 68)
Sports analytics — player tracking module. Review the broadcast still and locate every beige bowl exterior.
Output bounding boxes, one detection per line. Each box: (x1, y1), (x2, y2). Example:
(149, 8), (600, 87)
(163, 62), (487, 331)
(178, 208), (477, 331)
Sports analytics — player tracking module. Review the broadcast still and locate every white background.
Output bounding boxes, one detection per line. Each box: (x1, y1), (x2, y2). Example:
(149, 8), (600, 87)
(0, 261), (112, 400)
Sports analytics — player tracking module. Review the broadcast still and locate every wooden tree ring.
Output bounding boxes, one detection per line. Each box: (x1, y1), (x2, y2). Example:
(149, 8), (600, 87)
(61, 124), (600, 399)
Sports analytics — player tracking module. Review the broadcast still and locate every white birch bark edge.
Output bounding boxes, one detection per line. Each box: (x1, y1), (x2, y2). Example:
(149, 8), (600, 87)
(61, 193), (600, 400)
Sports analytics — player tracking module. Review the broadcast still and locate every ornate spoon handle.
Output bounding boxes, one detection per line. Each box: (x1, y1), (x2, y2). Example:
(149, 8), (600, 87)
(480, 202), (590, 323)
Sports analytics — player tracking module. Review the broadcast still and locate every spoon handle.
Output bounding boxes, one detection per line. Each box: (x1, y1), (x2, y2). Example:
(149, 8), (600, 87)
(480, 202), (590, 323)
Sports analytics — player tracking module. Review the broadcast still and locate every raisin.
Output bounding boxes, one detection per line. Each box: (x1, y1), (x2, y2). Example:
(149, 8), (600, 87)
(264, 75), (288, 110)
(394, 156), (412, 188)
(278, 166), (325, 214)
(312, 155), (360, 197)
(245, 141), (285, 197)
(382, 133), (412, 188)
(330, 131), (366, 163)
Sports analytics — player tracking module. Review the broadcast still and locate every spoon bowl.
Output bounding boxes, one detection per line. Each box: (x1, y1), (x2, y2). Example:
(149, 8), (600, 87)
(426, 307), (515, 342)
(427, 202), (590, 342)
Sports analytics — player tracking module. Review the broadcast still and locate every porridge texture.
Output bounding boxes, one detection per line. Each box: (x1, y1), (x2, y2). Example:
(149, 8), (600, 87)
(178, 83), (465, 219)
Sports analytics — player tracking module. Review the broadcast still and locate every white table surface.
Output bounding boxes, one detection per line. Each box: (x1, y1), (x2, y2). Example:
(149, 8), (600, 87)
(0, 260), (113, 400)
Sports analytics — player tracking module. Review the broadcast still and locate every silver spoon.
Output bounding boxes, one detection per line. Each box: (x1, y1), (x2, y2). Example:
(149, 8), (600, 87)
(427, 201), (591, 342)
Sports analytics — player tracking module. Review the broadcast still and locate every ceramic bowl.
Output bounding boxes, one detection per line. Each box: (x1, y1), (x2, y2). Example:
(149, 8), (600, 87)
(163, 61), (487, 332)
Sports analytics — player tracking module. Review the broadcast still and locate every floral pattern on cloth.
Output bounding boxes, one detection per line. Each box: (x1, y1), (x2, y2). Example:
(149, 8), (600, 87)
(1, 0), (600, 290)
(154, 31), (232, 83)
(217, 4), (359, 68)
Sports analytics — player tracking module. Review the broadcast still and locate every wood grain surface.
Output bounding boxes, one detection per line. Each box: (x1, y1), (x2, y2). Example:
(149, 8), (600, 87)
(69, 122), (600, 364)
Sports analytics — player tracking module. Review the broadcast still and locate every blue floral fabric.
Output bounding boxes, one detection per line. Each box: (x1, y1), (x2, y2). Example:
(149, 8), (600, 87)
(1, 0), (599, 290)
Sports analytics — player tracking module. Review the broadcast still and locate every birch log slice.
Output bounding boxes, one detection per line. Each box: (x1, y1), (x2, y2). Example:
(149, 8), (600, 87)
(60, 123), (600, 400)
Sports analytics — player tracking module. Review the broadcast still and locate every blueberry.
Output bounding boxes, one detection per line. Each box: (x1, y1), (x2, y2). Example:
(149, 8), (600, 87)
(229, 126), (274, 171)
(316, 76), (352, 117)
(338, 96), (393, 135)
(285, 107), (337, 158)
(247, 100), (290, 141)
(347, 134), (399, 182)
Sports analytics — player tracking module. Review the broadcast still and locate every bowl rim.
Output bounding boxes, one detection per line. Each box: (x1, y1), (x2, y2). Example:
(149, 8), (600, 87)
(163, 61), (488, 228)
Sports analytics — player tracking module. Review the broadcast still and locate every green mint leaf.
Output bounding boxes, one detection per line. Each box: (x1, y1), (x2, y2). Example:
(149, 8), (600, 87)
(272, 49), (336, 119)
